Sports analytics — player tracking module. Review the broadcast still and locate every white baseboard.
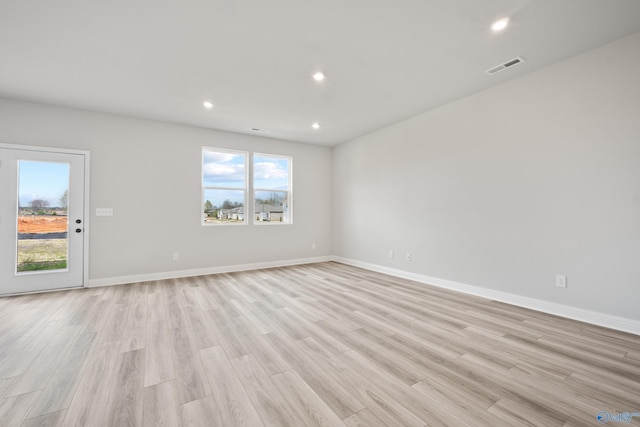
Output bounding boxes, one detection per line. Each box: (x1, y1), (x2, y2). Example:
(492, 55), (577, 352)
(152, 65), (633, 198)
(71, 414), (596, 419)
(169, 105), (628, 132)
(331, 256), (640, 336)
(87, 256), (332, 288)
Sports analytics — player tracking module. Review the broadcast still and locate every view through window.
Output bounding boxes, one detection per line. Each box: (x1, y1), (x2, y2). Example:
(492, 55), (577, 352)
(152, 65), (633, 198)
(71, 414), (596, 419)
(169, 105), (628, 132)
(253, 153), (291, 224)
(17, 160), (70, 272)
(202, 148), (247, 225)
(202, 148), (292, 225)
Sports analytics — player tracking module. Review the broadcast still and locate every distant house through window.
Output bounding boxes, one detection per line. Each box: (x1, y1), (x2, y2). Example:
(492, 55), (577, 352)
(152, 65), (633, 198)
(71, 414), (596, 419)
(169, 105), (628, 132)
(253, 153), (292, 224)
(202, 148), (247, 225)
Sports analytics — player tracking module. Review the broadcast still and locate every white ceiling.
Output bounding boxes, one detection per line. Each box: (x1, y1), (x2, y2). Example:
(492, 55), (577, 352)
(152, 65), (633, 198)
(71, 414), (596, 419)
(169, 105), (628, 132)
(1, 0), (640, 146)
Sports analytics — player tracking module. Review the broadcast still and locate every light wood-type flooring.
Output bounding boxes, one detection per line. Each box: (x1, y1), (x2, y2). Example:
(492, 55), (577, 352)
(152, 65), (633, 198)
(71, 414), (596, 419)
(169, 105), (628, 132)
(1, 262), (639, 426)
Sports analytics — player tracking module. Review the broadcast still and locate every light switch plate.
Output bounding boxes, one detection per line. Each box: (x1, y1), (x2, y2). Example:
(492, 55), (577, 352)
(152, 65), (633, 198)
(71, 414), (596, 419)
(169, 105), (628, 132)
(96, 208), (113, 217)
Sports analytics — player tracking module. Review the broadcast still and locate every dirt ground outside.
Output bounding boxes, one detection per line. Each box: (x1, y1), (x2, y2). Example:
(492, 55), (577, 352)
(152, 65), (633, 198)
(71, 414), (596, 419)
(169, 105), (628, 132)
(17, 215), (68, 233)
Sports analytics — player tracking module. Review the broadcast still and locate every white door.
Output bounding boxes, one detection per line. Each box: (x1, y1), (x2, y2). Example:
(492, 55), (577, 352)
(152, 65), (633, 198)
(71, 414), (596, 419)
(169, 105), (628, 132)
(0, 147), (87, 294)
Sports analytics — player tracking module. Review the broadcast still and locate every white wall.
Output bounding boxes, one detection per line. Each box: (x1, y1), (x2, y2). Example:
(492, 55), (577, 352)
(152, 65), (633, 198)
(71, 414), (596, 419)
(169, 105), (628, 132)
(333, 32), (640, 321)
(0, 100), (333, 282)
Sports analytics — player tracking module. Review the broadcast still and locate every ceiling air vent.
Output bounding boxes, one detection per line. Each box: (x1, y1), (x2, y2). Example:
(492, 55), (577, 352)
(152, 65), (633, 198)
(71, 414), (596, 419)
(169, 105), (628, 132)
(486, 56), (526, 75)
(250, 127), (270, 134)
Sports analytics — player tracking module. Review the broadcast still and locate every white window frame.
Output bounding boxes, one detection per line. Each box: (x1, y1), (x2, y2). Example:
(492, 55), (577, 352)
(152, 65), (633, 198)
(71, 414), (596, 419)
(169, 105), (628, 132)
(253, 152), (292, 225)
(201, 147), (248, 226)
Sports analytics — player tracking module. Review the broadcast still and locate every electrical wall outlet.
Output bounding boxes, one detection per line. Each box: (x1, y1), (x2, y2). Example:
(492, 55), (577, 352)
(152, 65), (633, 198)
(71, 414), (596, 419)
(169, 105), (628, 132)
(556, 275), (567, 288)
(173, 252), (179, 261)
(311, 243), (316, 250)
(388, 250), (394, 258)
(406, 252), (412, 261)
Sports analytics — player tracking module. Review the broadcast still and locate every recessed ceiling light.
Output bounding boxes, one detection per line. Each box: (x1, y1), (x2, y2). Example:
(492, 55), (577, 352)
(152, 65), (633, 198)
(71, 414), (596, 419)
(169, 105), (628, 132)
(491, 18), (509, 32)
(312, 122), (320, 130)
(312, 72), (325, 82)
(203, 101), (214, 109)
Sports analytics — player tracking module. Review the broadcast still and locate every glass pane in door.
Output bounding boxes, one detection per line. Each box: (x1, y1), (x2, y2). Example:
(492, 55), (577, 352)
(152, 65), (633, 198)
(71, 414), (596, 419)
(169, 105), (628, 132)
(16, 160), (70, 273)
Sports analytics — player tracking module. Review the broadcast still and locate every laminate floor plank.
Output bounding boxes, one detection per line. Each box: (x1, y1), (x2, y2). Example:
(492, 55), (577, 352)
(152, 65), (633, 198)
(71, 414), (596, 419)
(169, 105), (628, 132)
(412, 376), (509, 427)
(207, 307), (253, 360)
(217, 274), (255, 302)
(179, 282), (211, 324)
(302, 301), (363, 331)
(25, 328), (96, 419)
(508, 333), (640, 384)
(188, 280), (222, 311)
(203, 274), (237, 303)
(119, 301), (147, 353)
(523, 319), (622, 350)
(230, 354), (304, 427)
(64, 294), (101, 327)
(280, 307), (350, 354)
(580, 326), (640, 349)
(0, 391), (41, 426)
(315, 321), (427, 386)
(104, 349), (145, 426)
(0, 262), (639, 426)
(338, 349), (469, 427)
(21, 409), (67, 427)
(169, 326), (211, 405)
(231, 299), (277, 335)
(45, 289), (91, 323)
(487, 398), (565, 427)
(242, 332), (292, 377)
(343, 409), (388, 427)
(0, 377), (17, 400)
(0, 319), (63, 380)
(198, 346), (264, 427)
(144, 320), (176, 387)
(264, 331), (365, 419)
(257, 292), (289, 311)
(74, 296), (111, 335)
(5, 326), (82, 397)
(97, 302), (129, 343)
(163, 281), (190, 330)
(183, 305), (220, 350)
(62, 340), (121, 426)
(562, 372), (640, 413)
(509, 361), (570, 383)
(378, 312), (468, 361)
(147, 284), (169, 322)
(143, 380), (182, 427)
(626, 350), (640, 362)
(259, 273), (303, 299)
(270, 369), (346, 427)
(463, 331), (575, 380)
(235, 273), (275, 302)
(294, 337), (425, 427)
(534, 336), (640, 382)
(457, 353), (599, 426)
(180, 395), (220, 427)
(276, 293), (329, 323)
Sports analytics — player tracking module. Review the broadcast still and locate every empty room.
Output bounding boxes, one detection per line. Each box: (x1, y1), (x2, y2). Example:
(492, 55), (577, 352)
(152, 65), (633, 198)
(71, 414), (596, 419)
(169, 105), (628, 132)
(1, 0), (640, 426)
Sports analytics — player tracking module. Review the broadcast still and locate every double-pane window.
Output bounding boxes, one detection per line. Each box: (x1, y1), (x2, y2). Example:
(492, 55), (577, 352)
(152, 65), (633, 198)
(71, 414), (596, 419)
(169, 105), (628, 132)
(202, 148), (292, 225)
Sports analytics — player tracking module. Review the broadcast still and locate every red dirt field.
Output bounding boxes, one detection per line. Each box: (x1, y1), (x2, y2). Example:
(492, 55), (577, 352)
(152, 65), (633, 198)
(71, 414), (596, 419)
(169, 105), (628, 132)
(17, 216), (68, 233)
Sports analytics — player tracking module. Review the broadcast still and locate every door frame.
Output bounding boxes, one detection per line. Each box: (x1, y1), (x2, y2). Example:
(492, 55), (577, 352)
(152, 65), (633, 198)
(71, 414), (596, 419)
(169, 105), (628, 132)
(0, 142), (90, 291)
